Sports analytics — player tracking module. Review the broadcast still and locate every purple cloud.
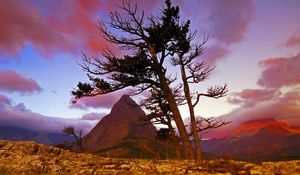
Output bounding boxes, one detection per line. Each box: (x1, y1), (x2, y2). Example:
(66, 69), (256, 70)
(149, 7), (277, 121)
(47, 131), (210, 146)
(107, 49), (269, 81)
(0, 94), (93, 133)
(0, 70), (42, 94)
(70, 90), (127, 109)
(80, 112), (107, 121)
(258, 52), (300, 88)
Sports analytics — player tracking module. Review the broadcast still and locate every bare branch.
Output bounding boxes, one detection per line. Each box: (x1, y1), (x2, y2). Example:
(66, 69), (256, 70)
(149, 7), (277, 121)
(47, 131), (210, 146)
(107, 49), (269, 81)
(193, 84), (228, 107)
(186, 61), (215, 83)
(187, 117), (231, 136)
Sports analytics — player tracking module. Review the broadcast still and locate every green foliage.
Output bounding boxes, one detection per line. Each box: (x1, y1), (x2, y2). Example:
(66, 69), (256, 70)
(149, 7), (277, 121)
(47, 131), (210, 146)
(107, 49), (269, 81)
(72, 0), (193, 99)
(71, 82), (93, 98)
(145, 0), (190, 54)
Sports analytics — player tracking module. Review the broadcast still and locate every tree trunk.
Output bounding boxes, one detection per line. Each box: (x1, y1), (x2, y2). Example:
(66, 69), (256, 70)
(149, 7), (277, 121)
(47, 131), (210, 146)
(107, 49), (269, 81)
(180, 65), (202, 162)
(149, 47), (194, 159)
(167, 121), (182, 159)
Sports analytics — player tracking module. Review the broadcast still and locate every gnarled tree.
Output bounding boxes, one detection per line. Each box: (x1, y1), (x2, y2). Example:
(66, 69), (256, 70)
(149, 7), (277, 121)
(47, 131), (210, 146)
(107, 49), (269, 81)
(72, 0), (228, 160)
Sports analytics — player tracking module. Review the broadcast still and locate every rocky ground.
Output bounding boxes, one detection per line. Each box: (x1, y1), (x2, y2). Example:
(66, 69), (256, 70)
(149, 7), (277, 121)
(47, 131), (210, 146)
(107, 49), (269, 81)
(0, 140), (300, 175)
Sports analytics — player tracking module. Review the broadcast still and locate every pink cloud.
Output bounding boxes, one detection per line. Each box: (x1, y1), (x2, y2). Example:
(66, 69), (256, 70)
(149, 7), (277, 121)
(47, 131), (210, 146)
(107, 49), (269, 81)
(47, 1), (111, 54)
(283, 30), (300, 48)
(0, 0), (254, 64)
(0, 1), (72, 58)
(0, 70), (42, 94)
(70, 91), (126, 109)
(214, 51), (300, 138)
(257, 52), (300, 88)
(204, 44), (230, 65)
(0, 0), (163, 62)
(77, 0), (102, 12)
(80, 112), (107, 121)
(0, 0), (115, 60)
(227, 89), (280, 107)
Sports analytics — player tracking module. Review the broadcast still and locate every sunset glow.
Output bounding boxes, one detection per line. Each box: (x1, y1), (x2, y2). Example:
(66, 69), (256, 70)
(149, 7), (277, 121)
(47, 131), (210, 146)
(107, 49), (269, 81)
(0, 0), (299, 135)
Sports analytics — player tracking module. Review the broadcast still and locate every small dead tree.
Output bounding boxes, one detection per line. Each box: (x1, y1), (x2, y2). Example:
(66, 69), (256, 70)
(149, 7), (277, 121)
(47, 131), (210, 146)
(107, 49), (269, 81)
(63, 126), (84, 151)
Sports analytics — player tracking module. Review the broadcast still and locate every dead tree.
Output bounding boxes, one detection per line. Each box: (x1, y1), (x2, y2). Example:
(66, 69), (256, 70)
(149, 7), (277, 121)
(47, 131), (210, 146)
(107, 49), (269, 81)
(175, 58), (228, 162)
(63, 126), (84, 151)
(168, 18), (228, 163)
(72, 0), (228, 160)
(72, 0), (195, 158)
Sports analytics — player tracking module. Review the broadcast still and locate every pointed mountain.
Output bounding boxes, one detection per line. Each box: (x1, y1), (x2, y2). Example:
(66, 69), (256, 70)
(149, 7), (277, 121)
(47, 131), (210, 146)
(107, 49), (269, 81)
(82, 94), (157, 152)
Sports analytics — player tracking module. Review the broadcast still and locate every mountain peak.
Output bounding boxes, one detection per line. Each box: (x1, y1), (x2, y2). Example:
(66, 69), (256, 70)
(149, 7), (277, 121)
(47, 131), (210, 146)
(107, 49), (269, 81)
(108, 94), (141, 117)
(82, 93), (157, 152)
(210, 119), (300, 160)
(119, 94), (137, 105)
(232, 119), (299, 137)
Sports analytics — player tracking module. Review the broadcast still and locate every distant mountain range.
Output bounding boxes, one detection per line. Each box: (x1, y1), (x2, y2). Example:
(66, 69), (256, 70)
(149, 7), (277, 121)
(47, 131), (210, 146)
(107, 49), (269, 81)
(1, 94), (300, 161)
(202, 119), (300, 161)
(0, 126), (74, 146)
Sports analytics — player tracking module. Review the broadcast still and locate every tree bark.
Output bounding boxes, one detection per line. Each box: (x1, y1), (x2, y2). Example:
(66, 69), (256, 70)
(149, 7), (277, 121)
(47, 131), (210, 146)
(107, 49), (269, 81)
(149, 47), (194, 159)
(167, 121), (182, 159)
(180, 65), (202, 162)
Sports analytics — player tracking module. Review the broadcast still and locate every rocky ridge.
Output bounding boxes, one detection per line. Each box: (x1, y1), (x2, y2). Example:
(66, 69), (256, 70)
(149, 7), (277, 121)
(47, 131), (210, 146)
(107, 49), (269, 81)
(1, 140), (300, 175)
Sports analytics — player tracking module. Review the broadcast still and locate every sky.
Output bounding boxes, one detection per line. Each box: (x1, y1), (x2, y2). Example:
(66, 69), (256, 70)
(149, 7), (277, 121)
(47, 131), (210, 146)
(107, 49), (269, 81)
(0, 0), (299, 135)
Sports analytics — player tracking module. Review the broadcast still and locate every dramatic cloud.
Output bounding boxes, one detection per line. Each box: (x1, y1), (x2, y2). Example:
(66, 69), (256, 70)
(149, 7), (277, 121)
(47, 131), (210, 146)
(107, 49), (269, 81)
(70, 91), (126, 109)
(204, 0), (254, 45)
(0, 0), (162, 62)
(227, 89), (280, 107)
(211, 49), (300, 139)
(257, 52), (300, 88)
(199, 0), (255, 64)
(0, 94), (93, 133)
(0, 1), (72, 58)
(206, 88), (300, 139)
(0, 0), (254, 64)
(80, 112), (107, 121)
(0, 70), (42, 94)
